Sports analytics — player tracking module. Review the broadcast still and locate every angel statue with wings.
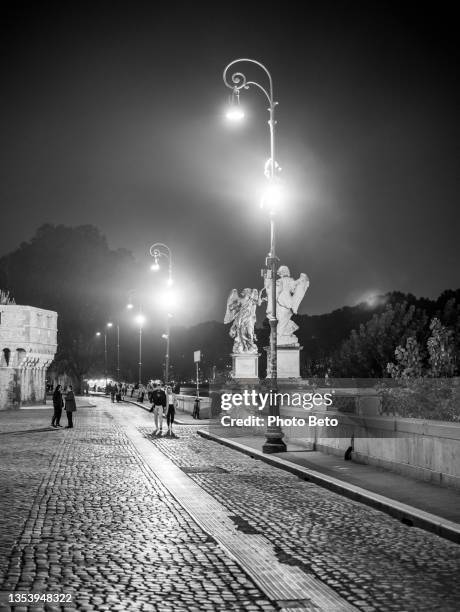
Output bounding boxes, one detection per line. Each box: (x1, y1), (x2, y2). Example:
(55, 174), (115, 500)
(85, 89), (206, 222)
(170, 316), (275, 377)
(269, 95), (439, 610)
(224, 288), (259, 354)
(260, 265), (310, 347)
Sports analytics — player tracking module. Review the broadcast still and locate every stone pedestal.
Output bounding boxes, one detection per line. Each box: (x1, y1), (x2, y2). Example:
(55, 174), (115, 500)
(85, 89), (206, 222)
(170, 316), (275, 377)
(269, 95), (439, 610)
(266, 346), (302, 379)
(232, 353), (259, 379)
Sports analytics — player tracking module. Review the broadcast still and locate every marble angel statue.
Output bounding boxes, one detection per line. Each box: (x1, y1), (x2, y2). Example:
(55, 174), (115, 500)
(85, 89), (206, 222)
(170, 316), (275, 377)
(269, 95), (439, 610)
(224, 288), (259, 354)
(260, 265), (309, 346)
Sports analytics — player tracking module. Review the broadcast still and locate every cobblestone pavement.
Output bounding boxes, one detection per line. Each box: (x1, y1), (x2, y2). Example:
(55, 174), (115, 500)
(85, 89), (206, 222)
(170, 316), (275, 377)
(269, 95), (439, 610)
(0, 413), (62, 583)
(0, 403), (275, 612)
(150, 426), (460, 612)
(2, 398), (460, 612)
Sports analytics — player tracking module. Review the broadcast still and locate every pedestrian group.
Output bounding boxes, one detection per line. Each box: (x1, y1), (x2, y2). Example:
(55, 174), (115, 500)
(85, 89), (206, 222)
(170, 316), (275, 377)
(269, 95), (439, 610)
(52, 380), (179, 437)
(51, 384), (76, 429)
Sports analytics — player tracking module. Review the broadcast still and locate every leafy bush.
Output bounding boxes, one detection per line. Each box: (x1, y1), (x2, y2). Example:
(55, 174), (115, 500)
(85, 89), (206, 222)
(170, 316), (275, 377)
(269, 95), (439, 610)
(379, 378), (460, 422)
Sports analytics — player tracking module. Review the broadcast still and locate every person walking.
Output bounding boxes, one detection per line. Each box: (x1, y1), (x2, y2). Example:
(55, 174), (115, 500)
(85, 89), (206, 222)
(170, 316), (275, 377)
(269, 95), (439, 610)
(165, 385), (176, 437)
(51, 384), (64, 428)
(64, 385), (77, 428)
(147, 380), (154, 403)
(152, 386), (166, 436)
(138, 383), (145, 403)
(110, 383), (116, 403)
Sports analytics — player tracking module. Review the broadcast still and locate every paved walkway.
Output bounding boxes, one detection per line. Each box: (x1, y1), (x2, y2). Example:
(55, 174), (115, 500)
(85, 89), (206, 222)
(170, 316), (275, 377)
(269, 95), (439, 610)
(0, 398), (459, 611)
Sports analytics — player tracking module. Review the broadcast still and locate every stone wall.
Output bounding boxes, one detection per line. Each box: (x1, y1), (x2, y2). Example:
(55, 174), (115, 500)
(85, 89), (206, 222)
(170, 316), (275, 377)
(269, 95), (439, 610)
(282, 409), (460, 489)
(0, 305), (58, 410)
(175, 394), (211, 418)
(209, 381), (460, 489)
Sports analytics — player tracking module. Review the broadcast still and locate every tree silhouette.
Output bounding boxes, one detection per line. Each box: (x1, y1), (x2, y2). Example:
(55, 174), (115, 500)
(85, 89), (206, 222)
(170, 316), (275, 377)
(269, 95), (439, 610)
(0, 224), (137, 391)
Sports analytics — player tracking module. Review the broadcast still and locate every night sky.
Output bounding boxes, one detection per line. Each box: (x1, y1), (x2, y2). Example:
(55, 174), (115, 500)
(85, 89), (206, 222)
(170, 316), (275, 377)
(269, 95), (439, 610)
(1, 1), (458, 325)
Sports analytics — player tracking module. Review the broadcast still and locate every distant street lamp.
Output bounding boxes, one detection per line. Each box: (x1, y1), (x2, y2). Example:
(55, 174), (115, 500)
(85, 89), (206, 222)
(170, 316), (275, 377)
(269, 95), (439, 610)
(96, 321), (114, 388)
(149, 243), (173, 286)
(115, 323), (120, 380)
(126, 289), (137, 310)
(149, 242), (174, 385)
(223, 58), (286, 453)
(106, 321), (121, 381)
(126, 290), (145, 383)
(134, 312), (146, 385)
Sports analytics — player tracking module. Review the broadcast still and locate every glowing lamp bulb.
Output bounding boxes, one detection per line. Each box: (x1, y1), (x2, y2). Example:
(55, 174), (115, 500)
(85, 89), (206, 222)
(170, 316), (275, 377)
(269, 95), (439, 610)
(162, 289), (177, 310)
(126, 303), (134, 309)
(135, 314), (146, 326)
(226, 106), (245, 121)
(261, 182), (284, 212)
(151, 261), (160, 271)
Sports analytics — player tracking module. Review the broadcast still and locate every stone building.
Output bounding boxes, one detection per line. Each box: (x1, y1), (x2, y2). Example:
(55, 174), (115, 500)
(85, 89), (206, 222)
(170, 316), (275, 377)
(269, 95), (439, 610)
(0, 304), (58, 410)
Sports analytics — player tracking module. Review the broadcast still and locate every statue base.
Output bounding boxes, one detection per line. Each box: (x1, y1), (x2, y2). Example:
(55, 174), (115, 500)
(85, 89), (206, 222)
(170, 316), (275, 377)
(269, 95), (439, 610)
(232, 353), (260, 379)
(266, 346), (302, 379)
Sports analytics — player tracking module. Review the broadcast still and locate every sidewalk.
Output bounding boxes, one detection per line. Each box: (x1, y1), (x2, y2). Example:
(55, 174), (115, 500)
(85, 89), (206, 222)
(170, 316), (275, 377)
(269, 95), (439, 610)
(197, 430), (460, 544)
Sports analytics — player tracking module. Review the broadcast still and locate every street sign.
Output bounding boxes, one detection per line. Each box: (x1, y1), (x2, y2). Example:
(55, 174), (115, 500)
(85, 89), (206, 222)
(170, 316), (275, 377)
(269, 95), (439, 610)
(194, 350), (201, 363)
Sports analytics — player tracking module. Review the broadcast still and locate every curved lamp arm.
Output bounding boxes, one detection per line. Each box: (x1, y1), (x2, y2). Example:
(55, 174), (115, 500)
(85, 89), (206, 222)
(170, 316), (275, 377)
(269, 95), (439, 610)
(223, 58), (275, 107)
(149, 242), (173, 282)
(223, 58), (279, 186)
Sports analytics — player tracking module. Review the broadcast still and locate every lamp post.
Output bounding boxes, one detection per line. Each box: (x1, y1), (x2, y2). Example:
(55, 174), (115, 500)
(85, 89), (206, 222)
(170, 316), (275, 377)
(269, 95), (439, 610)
(106, 322), (114, 385)
(116, 323), (120, 381)
(107, 321), (120, 381)
(149, 242), (174, 385)
(96, 321), (113, 389)
(161, 312), (172, 385)
(127, 292), (145, 385)
(134, 312), (146, 385)
(223, 58), (286, 453)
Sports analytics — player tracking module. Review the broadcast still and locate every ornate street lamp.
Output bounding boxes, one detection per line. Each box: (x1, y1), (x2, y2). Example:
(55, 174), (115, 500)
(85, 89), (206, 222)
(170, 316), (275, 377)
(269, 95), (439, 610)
(149, 243), (173, 286)
(223, 58), (286, 453)
(149, 242), (174, 385)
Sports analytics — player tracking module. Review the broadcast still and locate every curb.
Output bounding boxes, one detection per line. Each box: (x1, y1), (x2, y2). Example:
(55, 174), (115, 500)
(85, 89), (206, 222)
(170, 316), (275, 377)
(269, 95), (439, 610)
(197, 429), (460, 545)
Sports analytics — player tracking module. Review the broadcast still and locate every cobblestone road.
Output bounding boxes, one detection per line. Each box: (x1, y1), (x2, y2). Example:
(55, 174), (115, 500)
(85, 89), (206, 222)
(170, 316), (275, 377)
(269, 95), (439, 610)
(1, 397), (459, 612)
(0, 403), (274, 612)
(151, 429), (460, 612)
